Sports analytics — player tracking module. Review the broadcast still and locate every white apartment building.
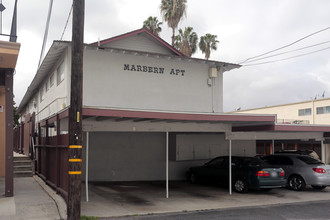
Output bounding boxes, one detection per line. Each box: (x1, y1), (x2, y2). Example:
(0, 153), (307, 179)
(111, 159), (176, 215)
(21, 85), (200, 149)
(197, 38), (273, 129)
(235, 98), (330, 125)
(15, 29), (330, 200)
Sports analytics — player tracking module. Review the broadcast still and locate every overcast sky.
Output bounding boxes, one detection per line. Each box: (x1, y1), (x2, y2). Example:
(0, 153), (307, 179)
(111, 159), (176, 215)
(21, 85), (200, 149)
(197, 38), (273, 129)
(2, 0), (330, 112)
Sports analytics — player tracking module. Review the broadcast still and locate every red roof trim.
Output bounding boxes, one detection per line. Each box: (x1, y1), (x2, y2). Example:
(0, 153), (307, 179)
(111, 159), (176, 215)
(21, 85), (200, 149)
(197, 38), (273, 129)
(234, 124), (330, 132)
(232, 125), (275, 132)
(82, 108), (276, 122)
(274, 124), (330, 132)
(89, 28), (184, 57)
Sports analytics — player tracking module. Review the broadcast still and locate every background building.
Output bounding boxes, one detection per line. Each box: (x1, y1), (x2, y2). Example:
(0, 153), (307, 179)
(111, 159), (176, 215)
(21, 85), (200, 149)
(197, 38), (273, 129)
(0, 40), (20, 197)
(234, 98), (330, 157)
(234, 98), (330, 125)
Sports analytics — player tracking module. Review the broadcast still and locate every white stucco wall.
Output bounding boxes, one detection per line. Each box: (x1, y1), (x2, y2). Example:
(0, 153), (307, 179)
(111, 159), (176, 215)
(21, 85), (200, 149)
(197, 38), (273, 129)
(173, 134), (255, 161)
(21, 42), (227, 122)
(23, 50), (71, 123)
(83, 48), (224, 113)
(101, 33), (176, 56)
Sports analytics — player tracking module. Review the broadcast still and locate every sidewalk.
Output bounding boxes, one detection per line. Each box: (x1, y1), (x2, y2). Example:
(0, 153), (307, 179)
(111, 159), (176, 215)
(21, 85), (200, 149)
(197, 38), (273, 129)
(0, 176), (66, 220)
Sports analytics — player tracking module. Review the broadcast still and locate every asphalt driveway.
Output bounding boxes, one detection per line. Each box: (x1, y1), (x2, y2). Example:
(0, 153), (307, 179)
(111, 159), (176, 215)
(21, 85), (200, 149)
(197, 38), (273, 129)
(80, 181), (330, 218)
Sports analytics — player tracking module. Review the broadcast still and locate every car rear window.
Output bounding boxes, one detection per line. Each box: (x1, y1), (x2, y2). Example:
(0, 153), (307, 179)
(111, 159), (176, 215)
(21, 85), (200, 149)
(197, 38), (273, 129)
(297, 156), (324, 165)
(262, 156), (293, 165)
(243, 157), (268, 167)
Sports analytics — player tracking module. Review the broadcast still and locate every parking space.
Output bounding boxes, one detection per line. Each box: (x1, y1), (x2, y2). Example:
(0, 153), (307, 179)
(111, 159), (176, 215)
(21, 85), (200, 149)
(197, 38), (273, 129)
(81, 181), (330, 218)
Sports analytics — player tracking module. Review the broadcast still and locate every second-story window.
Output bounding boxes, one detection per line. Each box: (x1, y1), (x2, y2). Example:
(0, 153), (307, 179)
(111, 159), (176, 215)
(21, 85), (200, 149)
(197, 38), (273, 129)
(45, 80), (49, 92)
(57, 61), (65, 85)
(50, 73), (55, 87)
(316, 106), (330, 114)
(40, 86), (45, 102)
(298, 108), (312, 116)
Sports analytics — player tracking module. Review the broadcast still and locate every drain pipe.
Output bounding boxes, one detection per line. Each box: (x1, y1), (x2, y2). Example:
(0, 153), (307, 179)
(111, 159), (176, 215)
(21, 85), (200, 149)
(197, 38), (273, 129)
(166, 131), (169, 199)
(86, 132), (89, 202)
(229, 139), (232, 195)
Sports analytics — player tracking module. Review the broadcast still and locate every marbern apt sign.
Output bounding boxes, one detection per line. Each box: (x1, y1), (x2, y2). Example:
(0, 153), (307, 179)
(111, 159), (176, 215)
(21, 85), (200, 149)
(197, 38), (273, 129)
(123, 64), (185, 76)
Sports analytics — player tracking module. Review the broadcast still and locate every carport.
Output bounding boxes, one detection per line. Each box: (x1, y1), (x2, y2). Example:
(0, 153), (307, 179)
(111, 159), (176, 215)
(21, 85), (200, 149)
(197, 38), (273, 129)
(226, 125), (330, 194)
(82, 108), (274, 200)
(81, 108), (330, 200)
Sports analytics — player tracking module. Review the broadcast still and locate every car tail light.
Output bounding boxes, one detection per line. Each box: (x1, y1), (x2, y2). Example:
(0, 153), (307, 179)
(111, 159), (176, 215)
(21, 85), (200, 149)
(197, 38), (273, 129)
(256, 171), (270, 177)
(280, 169), (285, 176)
(312, 168), (326, 173)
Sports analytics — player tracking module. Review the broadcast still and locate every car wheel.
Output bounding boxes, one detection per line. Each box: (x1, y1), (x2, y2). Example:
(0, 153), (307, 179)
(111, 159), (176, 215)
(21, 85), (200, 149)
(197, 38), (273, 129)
(233, 179), (248, 193)
(288, 175), (306, 191)
(312, 185), (327, 190)
(189, 173), (198, 184)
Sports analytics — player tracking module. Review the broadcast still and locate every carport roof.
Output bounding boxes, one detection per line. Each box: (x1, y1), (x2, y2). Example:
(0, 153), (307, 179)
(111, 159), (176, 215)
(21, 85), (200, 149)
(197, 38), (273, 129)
(82, 108), (330, 134)
(83, 107), (276, 126)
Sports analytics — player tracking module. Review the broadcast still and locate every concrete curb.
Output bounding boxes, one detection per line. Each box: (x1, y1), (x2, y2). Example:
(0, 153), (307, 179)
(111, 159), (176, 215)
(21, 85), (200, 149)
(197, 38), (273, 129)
(33, 175), (67, 220)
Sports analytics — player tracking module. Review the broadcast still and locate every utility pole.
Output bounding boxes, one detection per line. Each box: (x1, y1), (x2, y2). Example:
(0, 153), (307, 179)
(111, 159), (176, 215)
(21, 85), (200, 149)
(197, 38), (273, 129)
(9, 0), (18, 42)
(68, 0), (84, 219)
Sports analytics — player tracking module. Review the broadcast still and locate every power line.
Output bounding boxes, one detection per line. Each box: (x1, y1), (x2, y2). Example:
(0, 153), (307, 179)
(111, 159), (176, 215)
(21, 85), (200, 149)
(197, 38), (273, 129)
(59, 4), (73, 41)
(243, 41), (330, 64)
(238, 26), (330, 64)
(242, 46), (330, 67)
(38, 0), (54, 69)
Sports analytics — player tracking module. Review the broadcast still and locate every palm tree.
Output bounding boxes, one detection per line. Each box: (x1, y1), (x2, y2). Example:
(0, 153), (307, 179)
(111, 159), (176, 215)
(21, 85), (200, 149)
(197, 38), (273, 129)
(160, 0), (187, 46)
(174, 27), (198, 57)
(143, 16), (163, 36)
(199, 34), (219, 60)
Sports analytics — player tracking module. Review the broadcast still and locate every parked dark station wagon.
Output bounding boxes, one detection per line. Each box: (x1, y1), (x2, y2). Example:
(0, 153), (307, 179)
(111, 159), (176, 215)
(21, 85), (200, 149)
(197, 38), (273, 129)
(186, 156), (286, 193)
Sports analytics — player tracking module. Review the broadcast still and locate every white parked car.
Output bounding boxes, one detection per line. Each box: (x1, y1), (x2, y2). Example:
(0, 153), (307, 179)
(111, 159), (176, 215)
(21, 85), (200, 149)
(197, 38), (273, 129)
(261, 154), (330, 191)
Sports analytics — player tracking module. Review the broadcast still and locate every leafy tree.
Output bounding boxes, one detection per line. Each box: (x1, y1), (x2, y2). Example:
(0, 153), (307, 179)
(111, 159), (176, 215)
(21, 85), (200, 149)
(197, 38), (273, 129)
(13, 106), (20, 127)
(160, 0), (187, 46)
(199, 34), (219, 60)
(174, 26), (198, 57)
(143, 16), (163, 36)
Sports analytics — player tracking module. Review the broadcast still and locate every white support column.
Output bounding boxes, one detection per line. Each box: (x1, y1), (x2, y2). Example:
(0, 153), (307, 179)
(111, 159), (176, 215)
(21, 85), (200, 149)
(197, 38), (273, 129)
(86, 132), (89, 202)
(229, 139), (232, 195)
(166, 131), (169, 199)
(321, 139), (325, 163)
(326, 143), (330, 165)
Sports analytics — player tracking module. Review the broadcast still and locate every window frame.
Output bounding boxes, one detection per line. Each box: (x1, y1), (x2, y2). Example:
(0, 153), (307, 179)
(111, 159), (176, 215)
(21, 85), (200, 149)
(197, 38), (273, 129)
(316, 106), (330, 115)
(57, 61), (65, 86)
(298, 108), (312, 116)
(50, 73), (55, 87)
(39, 86), (45, 102)
(45, 80), (49, 92)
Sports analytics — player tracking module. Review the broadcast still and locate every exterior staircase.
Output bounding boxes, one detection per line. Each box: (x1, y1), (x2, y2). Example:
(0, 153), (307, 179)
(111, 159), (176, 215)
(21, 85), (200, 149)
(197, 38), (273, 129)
(14, 154), (33, 178)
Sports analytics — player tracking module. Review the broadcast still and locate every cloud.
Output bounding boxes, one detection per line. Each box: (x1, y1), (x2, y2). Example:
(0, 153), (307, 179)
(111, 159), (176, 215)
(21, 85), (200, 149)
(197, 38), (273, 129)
(6, 0), (330, 111)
